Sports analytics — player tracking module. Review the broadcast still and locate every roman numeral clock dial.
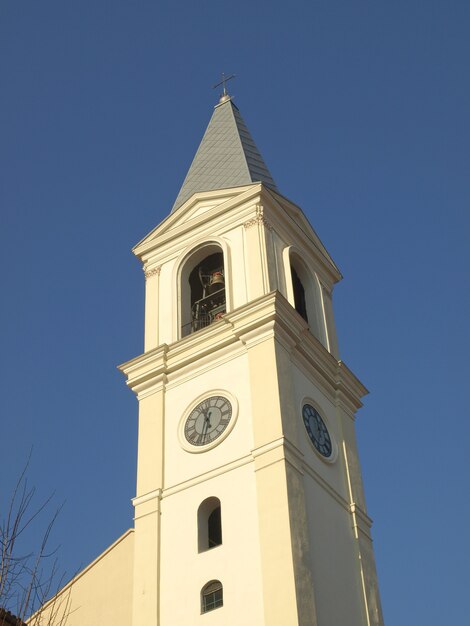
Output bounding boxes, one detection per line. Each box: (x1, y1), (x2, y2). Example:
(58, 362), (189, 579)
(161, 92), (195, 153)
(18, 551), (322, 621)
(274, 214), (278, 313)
(302, 403), (334, 460)
(184, 395), (233, 448)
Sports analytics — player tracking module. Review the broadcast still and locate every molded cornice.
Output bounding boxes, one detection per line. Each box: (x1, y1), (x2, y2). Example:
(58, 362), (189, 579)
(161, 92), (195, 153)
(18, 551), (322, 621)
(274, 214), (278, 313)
(118, 292), (368, 412)
(132, 183), (341, 286)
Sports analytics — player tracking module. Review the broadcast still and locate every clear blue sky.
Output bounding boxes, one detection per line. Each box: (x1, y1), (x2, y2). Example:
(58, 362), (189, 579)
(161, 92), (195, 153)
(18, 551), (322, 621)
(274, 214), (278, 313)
(1, 1), (469, 623)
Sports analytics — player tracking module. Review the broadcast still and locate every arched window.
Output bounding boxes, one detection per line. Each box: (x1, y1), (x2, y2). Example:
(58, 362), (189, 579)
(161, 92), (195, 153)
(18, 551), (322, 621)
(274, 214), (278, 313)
(180, 244), (226, 337)
(201, 580), (223, 614)
(198, 497), (222, 552)
(289, 252), (327, 347)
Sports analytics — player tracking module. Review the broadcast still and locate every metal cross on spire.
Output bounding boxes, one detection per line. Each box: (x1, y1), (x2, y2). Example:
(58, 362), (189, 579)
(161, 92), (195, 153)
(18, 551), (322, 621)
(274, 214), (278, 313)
(213, 73), (236, 102)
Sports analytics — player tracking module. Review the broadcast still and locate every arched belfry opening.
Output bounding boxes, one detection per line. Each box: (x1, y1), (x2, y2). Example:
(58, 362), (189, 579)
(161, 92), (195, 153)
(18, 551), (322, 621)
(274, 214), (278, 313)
(289, 252), (328, 348)
(180, 245), (226, 337)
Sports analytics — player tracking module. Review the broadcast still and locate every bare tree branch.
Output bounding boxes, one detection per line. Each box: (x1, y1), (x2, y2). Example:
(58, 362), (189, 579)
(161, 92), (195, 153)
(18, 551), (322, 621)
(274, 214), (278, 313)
(0, 459), (71, 626)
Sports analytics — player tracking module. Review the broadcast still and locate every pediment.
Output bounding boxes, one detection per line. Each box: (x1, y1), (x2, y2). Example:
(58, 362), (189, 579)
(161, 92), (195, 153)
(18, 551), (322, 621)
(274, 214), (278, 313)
(133, 183), (341, 282)
(263, 188), (341, 280)
(133, 184), (261, 257)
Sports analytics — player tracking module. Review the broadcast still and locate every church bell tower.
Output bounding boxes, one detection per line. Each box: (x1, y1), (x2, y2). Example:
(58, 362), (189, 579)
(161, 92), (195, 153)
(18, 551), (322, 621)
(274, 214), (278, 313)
(119, 90), (384, 626)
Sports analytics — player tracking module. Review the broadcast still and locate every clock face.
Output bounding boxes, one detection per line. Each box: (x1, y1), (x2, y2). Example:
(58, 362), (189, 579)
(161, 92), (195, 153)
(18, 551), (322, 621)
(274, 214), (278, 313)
(184, 396), (233, 447)
(302, 404), (332, 458)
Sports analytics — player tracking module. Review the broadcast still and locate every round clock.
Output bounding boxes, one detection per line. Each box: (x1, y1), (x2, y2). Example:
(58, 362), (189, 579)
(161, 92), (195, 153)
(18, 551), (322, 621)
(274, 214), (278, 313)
(184, 395), (233, 447)
(302, 403), (333, 459)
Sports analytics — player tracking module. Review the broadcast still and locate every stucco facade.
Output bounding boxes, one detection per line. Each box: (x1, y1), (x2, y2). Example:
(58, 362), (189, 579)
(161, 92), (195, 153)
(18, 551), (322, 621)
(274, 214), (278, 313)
(37, 530), (134, 625)
(118, 183), (384, 625)
(37, 98), (384, 626)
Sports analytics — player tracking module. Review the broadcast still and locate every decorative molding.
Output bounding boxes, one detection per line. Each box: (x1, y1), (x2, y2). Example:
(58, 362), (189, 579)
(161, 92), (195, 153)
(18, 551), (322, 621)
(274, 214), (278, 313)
(162, 454), (253, 498)
(144, 266), (161, 280)
(132, 488), (162, 508)
(243, 204), (273, 231)
(301, 460), (351, 513)
(119, 292), (367, 408)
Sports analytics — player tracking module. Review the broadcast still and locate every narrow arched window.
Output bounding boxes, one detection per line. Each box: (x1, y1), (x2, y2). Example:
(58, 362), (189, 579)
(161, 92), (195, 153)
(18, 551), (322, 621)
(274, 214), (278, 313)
(208, 506), (222, 548)
(201, 580), (223, 613)
(198, 497), (222, 552)
(180, 245), (226, 337)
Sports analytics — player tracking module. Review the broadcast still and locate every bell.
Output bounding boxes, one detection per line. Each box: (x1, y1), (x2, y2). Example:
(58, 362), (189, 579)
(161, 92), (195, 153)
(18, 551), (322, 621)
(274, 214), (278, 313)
(210, 271), (224, 286)
(206, 271), (224, 294)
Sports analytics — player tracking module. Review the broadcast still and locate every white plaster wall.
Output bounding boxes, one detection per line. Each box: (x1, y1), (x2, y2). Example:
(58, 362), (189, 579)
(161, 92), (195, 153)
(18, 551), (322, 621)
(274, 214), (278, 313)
(160, 463), (264, 626)
(158, 350), (264, 623)
(222, 226), (248, 309)
(291, 364), (366, 625)
(164, 353), (254, 487)
(158, 259), (177, 346)
(38, 531), (134, 626)
(304, 480), (365, 626)
(293, 366), (350, 499)
(132, 188), (369, 626)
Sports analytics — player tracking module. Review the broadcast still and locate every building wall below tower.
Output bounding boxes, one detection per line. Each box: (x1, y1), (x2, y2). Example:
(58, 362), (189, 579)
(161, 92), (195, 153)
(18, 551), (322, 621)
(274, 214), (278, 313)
(36, 530), (134, 626)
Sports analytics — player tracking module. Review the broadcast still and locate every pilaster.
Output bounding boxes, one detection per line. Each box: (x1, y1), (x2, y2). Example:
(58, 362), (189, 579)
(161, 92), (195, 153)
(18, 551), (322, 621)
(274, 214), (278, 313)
(121, 361), (167, 626)
(241, 325), (318, 626)
(243, 204), (275, 300)
(143, 265), (161, 352)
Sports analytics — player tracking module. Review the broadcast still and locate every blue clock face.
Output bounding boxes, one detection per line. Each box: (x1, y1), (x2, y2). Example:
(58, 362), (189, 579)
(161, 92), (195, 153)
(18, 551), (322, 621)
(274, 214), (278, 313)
(302, 404), (332, 458)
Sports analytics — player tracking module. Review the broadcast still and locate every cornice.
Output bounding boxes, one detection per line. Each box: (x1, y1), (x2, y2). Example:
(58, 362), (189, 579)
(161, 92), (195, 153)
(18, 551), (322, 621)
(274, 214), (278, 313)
(162, 453), (253, 499)
(251, 435), (354, 514)
(301, 461), (352, 513)
(117, 345), (168, 396)
(133, 184), (265, 261)
(164, 341), (246, 392)
(243, 204), (274, 231)
(268, 299), (368, 410)
(335, 361), (369, 413)
(252, 437), (305, 477)
(131, 184), (341, 291)
(138, 194), (266, 267)
(261, 188), (342, 284)
(118, 294), (277, 395)
(118, 291), (367, 411)
(132, 488), (162, 508)
(132, 186), (252, 253)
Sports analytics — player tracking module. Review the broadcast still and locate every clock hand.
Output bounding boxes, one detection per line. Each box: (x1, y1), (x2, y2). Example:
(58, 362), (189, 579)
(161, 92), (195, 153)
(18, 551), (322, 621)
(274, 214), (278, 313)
(201, 413), (213, 444)
(201, 418), (209, 443)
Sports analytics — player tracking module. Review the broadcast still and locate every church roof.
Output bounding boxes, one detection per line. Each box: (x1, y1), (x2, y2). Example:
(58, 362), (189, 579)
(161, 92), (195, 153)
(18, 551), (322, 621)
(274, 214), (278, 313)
(171, 97), (278, 212)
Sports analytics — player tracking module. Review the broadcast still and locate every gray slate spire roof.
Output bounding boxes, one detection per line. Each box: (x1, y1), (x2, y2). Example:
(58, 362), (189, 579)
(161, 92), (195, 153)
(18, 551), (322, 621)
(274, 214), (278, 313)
(171, 97), (278, 212)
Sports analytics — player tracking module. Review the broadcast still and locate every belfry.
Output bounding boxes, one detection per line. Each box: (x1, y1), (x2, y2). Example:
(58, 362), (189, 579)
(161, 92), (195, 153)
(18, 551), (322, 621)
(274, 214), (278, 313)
(40, 90), (384, 626)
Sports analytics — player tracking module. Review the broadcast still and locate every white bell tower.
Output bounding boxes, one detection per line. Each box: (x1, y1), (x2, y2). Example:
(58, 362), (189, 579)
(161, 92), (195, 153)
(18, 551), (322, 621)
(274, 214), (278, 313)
(119, 94), (384, 626)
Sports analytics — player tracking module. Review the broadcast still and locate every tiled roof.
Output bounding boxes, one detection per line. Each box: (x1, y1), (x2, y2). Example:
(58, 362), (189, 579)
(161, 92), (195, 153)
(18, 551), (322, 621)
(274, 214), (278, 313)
(171, 98), (277, 213)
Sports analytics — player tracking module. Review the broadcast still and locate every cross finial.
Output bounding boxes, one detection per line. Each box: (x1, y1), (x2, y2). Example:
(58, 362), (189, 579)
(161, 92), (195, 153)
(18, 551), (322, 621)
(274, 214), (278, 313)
(213, 73), (236, 103)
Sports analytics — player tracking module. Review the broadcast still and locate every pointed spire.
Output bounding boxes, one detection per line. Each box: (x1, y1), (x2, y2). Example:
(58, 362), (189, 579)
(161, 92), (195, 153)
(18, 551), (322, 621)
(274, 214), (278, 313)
(171, 98), (278, 213)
